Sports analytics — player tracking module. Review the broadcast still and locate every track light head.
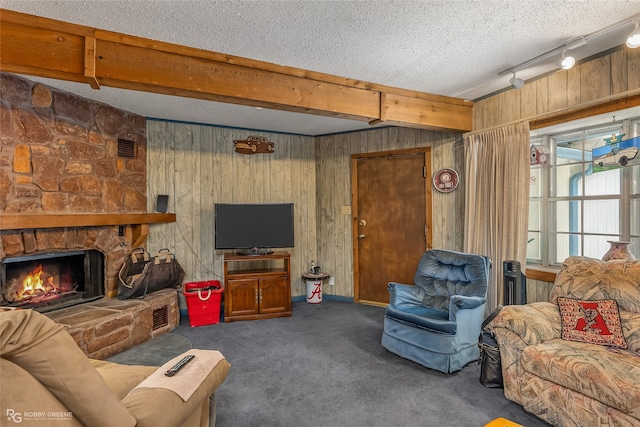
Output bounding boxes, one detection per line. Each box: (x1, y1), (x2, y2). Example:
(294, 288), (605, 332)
(627, 21), (640, 48)
(560, 50), (576, 70)
(510, 73), (524, 90)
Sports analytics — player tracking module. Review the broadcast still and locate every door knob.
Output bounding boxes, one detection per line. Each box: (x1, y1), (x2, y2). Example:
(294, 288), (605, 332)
(358, 234), (366, 239)
(359, 219), (367, 227)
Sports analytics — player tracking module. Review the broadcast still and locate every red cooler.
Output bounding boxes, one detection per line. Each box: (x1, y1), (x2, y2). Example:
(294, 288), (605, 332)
(182, 280), (223, 327)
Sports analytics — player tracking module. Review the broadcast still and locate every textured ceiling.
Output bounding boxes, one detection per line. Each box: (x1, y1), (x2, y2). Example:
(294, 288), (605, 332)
(2, 1), (640, 135)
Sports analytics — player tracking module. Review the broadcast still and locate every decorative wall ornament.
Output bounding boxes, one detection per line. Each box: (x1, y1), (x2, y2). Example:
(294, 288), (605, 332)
(592, 134), (640, 172)
(233, 136), (275, 154)
(530, 144), (549, 165)
(432, 168), (459, 193)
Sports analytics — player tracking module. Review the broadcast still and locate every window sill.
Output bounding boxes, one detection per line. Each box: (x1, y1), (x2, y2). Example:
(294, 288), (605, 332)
(525, 265), (559, 283)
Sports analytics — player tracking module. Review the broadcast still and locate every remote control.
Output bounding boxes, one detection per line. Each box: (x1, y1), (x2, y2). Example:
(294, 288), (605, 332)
(164, 355), (195, 377)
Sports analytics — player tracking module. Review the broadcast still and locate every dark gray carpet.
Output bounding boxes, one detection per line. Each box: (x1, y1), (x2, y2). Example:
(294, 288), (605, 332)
(169, 300), (551, 427)
(107, 332), (192, 366)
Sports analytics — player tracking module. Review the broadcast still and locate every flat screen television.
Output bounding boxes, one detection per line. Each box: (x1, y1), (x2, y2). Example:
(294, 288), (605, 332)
(214, 203), (294, 255)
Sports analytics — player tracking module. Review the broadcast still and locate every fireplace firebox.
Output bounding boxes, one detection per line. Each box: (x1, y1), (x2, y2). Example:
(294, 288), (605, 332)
(1, 250), (105, 312)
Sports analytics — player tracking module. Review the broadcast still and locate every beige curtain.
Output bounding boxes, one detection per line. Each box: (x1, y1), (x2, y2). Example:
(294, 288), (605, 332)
(463, 122), (530, 313)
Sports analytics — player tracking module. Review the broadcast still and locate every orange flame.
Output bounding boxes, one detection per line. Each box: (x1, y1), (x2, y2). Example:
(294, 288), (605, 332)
(18, 265), (55, 299)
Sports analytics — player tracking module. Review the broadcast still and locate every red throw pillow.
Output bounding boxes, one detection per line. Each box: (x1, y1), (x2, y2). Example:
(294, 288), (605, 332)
(557, 297), (628, 349)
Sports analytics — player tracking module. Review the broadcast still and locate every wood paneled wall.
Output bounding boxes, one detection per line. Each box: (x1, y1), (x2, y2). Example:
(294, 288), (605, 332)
(315, 127), (464, 298)
(146, 122), (464, 301)
(473, 47), (640, 131)
(146, 121), (316, 299)
(526, 278), (554, 303)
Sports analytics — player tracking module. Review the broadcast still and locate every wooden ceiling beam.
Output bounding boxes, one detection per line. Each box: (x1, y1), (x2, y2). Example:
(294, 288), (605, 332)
(0, 9), (472, 132)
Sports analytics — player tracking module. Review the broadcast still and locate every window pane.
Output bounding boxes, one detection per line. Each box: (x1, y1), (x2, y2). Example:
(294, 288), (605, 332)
(555, 234), (620, 263)
(530, 168), (542, 197)
(633, 165), (640, 195)
(584, 235), (619, 260)
(586, 134), (609, 154)
(552, 200), (580, 233)
(527, 232), (541, 260)
(585, 167), (620, 196)
(584, 200), (619, 235)
(632, 237), (640, 259)
(555, 233), (580, 263)
(632, 198), (639, 236)
(553, 164), (583, 197)
(555, 146), (583, 166)
(529, 200), (541, 230)
(584, 125), (624, 152)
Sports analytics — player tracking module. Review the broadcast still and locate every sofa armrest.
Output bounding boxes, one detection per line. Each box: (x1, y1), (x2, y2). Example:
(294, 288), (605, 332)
(122, 358), (230, 427)
(387, 282), (423, 308)
(488, 302), (561, 346)
(485, 303), (560, 407)
(91, 359), (158, 399)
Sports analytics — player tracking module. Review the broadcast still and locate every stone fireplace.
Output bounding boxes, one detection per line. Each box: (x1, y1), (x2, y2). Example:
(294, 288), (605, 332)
(1, 73), (179, 359)
(1, 249), (104, 311)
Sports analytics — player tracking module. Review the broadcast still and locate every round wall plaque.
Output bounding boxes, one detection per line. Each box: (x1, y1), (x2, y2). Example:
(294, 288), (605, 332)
(433, 168), (459, 193)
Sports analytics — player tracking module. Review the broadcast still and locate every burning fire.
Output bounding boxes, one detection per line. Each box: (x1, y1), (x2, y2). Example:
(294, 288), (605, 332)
(16, 265), (57, 300)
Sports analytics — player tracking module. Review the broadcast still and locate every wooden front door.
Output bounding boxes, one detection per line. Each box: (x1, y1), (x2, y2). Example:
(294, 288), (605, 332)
(352, 148), (432, 305)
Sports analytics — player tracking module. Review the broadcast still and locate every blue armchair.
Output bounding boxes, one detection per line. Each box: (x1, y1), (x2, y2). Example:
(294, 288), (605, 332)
(381, 249), (491, 373)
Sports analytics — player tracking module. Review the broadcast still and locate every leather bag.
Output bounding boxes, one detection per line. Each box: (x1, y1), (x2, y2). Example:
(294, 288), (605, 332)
(478, 305), (503, 388)
(118, 248), (185, 300)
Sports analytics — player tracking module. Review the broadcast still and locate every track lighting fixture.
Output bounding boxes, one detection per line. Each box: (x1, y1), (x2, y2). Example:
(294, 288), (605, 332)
(627, 21), (640, 48)
(560, 50), (576, 70)
(509, 72), (524, 90)
(499, 15), (640, 87)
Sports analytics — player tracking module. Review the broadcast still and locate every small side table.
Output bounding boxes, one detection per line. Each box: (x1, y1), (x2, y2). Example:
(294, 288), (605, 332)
(302, 272), (331, 304)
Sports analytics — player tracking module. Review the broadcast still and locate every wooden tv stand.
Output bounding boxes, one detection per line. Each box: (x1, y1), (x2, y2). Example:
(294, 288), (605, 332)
(223, 252), (291, 322)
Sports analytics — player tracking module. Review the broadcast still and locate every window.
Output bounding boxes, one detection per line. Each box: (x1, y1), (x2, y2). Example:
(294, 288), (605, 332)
(529, 114), (640, 266)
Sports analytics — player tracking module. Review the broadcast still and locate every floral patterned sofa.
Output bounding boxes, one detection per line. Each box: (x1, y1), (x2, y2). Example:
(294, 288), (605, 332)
(487, 256), (640, 427)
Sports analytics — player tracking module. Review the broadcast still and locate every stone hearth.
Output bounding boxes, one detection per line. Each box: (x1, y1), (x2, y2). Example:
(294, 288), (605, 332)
(45, 289), (179, 360)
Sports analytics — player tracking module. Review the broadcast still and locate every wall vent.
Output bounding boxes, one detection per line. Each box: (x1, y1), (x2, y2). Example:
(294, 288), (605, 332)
(117, 139), (136, 159)
(152, 306), (169, 330)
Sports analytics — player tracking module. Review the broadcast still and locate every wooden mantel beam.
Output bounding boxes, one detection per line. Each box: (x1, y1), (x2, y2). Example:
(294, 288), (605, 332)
(0, 9), (472, 132)
(0, 213), (176, 231)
